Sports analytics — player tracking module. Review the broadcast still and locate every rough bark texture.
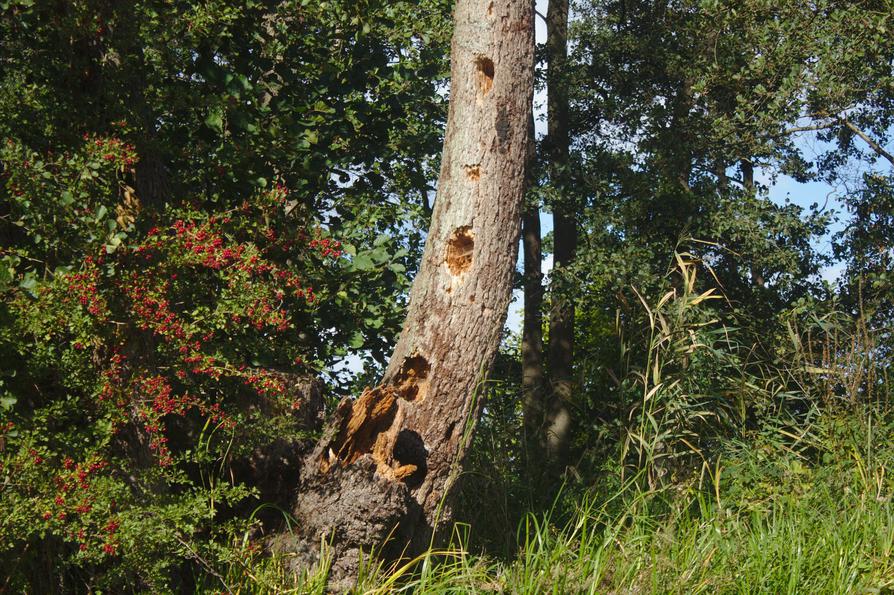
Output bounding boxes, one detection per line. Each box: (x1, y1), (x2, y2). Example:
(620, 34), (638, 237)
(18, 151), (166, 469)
(278, 0), (534, 587)
(546, 0), (575, 467)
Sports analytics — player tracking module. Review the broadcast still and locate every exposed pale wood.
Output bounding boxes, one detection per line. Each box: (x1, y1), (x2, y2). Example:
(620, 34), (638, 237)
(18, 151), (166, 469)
(281, 0), (534, 585)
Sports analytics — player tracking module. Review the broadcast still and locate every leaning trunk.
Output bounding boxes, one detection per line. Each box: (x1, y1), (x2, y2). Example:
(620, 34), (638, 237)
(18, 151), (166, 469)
(283, 0), (534, 585)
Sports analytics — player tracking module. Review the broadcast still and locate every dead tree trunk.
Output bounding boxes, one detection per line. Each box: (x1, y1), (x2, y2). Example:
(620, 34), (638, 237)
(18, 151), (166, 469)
(282, 0), (534, 585)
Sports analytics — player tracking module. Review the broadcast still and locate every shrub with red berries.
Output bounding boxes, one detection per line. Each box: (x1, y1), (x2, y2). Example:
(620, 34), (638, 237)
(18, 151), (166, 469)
(0, 135), (352, 587)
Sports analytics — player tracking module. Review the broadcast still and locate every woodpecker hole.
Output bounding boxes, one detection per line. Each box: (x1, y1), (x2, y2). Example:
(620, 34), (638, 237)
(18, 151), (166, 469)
(464, 164), (481, 181)
(475, 56), (494, 96)
(395, 355), (430, 402)
(392, 429), (427, 488)
(446, 226), (474, 275)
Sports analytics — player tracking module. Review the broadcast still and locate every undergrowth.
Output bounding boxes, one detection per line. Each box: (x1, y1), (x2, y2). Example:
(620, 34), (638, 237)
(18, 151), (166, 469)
(198, 406), (894, 593)
(196, 256), (894, 594)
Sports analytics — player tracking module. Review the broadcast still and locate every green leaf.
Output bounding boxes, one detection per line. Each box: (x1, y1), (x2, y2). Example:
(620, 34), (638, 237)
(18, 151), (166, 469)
(205, 108), (225, 133)
(0, 394), (16, 410)
(105, 234), (123, 254)
(351, 253), (375, 271)
(19, 272), (37, 292)
(349, 332), (364, 348)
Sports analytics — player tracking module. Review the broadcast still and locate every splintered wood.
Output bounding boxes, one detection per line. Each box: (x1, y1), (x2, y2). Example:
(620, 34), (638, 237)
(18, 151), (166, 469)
(320, 386), (419, 483)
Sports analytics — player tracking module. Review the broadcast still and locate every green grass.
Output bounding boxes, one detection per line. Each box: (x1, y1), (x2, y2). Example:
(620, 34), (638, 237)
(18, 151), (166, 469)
(215, 412), (894, 594)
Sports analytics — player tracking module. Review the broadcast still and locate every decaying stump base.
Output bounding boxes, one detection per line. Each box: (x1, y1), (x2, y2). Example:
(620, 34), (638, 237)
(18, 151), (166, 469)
(272, 386), (433, 590)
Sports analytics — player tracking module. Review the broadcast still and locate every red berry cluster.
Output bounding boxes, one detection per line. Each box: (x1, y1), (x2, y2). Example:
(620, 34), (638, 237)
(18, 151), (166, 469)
(123, 275), (188, 340)
(39, 456), (119, 556)
(2, 134), (354, 567)
(62, 256), (109, 319)
(308, 237), (344, 259)
(82, 134), (138, 168)
(53, 212), (335, 467)
(97, 353), (127, 407)
(241, 369), (287, 398)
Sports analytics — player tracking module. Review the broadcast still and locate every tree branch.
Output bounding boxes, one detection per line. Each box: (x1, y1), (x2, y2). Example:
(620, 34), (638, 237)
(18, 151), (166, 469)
(782, 122), (835, 135)
(781, 115), (893, 167)
(840, 118), (894, 167)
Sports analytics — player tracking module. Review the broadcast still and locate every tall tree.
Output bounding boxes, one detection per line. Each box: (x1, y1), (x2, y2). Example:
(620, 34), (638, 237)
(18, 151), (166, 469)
(546, 0), (575, 467)
(284, 0), (534, 584)
(522, 116), (546, 462)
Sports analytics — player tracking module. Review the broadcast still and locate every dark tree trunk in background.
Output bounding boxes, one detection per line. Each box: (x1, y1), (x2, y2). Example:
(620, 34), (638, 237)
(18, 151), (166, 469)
(715, 161), (729, 193)
(741, 157), (754, 193)
(522, 115), (545, 460)
(546, 0), (575, 469)
(741, 158), (765, 287)
(670, 79), (694, 191)
(279, 0), (534, 586)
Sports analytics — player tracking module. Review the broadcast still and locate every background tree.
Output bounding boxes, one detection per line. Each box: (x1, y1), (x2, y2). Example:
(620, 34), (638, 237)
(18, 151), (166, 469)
(544, 0), (577, 472)
(522, 116), (546, 466)
(549, 0), (893, 482)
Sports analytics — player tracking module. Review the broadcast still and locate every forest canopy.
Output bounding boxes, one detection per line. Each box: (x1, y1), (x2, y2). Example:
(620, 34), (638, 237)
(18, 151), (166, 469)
(1, 0), (893, 591)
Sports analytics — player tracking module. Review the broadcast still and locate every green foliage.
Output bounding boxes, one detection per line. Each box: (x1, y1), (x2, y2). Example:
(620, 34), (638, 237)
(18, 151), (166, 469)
(556, 0), (893, 506)
(566, 0), (833, 303)
(0, 0), (453, 588)
(202, 407), (894, 593)
(605, 255), (763, 488)
(1, 0), (893, 590)
(0, 0), (453, 379)
(0, 138), (332, 590)
(835, 173), (894, 330)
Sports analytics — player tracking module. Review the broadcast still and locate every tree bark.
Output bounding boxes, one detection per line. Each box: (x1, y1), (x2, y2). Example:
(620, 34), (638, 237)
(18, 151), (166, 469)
(741, 157), (754, 193)
(546, 0), (575, 468)
(740, 157), (766, 288)
(280, 0), (534, 586)
(522, 115), (545, 461)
